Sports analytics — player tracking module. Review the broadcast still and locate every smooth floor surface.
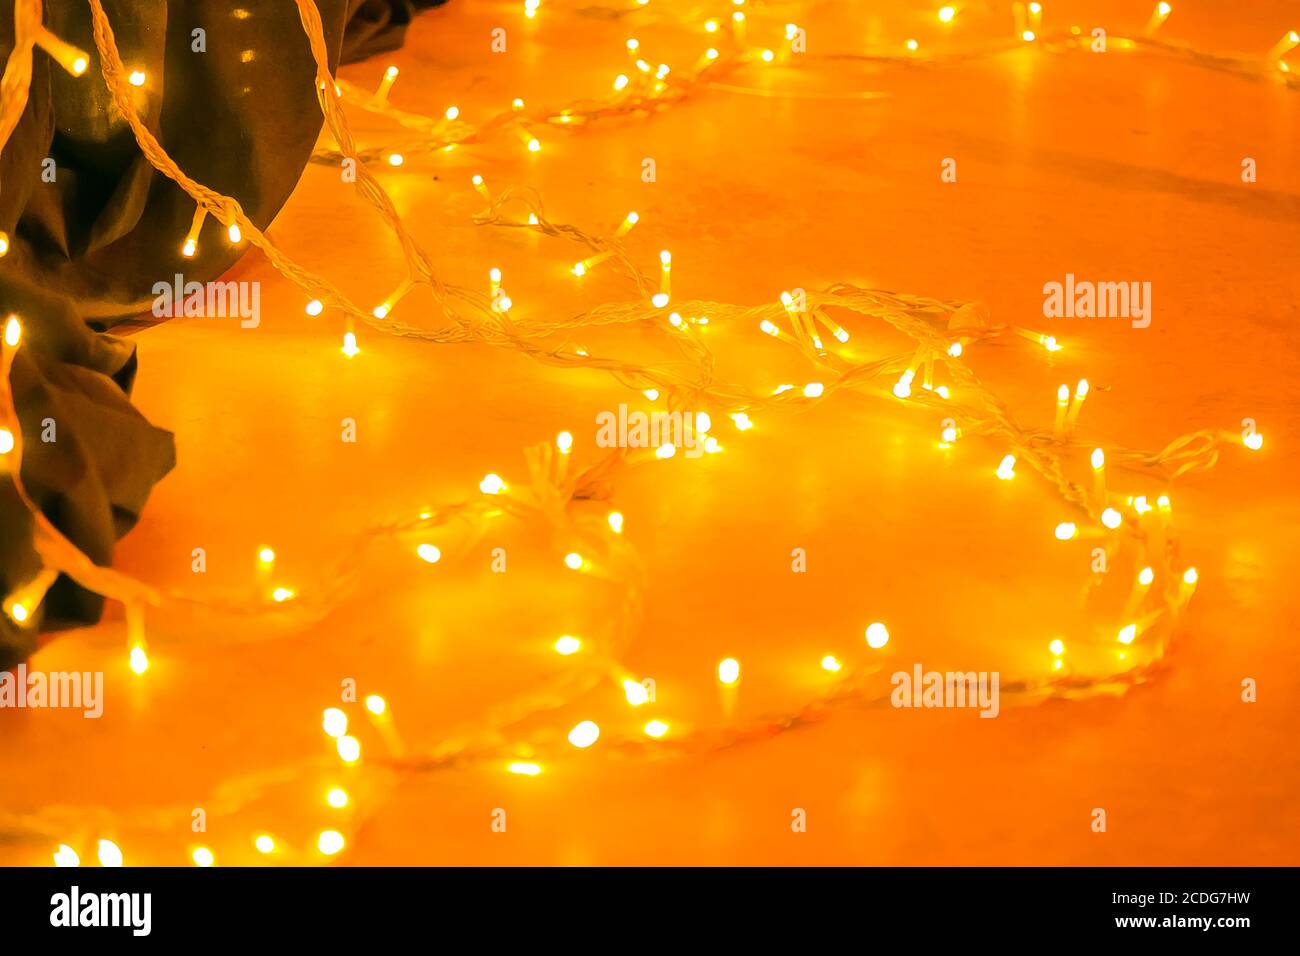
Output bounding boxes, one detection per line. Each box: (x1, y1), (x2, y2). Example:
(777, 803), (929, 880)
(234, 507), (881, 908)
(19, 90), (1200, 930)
(2, 0), (1298, 865)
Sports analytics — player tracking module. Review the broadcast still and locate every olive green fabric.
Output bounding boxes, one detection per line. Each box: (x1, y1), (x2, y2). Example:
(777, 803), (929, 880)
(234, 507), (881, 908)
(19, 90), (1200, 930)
(0, 0), (438, 667)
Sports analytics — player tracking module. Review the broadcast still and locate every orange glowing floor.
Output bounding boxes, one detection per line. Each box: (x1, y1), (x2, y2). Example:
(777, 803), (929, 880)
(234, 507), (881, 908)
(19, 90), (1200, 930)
(2, 0), (1298, 865)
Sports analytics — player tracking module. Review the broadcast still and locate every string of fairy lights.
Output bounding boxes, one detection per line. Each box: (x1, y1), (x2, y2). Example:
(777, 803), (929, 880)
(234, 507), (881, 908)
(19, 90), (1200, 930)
(0, 0), (1281, 864)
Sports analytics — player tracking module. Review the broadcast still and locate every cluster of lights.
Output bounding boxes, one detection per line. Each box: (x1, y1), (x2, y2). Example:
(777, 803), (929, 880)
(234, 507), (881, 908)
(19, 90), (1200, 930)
(0, 0), (1279, 866)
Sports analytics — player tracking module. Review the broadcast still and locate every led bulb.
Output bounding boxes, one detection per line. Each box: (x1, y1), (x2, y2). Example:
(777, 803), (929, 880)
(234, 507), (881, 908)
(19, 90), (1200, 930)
(53, 845), (80, 867)
(568, 720), (600, 748)
(717, 658), (741, 685)
(322, 708), (348, 738)
(97, 840), (124, 867)
(865, 622), (890, 649)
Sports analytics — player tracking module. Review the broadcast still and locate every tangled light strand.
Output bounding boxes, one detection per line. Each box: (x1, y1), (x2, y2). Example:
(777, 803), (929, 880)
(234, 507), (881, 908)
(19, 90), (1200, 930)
(0, 0), (1273, 864)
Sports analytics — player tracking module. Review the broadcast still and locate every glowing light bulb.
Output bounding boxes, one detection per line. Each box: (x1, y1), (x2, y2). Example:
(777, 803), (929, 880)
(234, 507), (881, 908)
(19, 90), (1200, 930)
(1091, 449), (1105, 470)
(803, 383), (825, 398)
(365, 695), (387, 716)
(706, 49), (718, 60)
(568, 720), (600, 748)
(668, 312), (684, 328)
(317, 830), (345, 855)
(372, 303), (390, 319)
(865, 622), (890, 649)
(939, 6), (955, 23)
(1158, 2), (1172, 15)
(181, 238), (196, 258)
(509, 761), (542, 776)
(0, 232), (8, 256)
(613, 74), (629, 91)
(1138, 567), (1154, 586)
(512, 97), (525, 110)
(906, 38), (919, 51)
(1183, 567), (1199, 585)
(941, 425), (958, 444)
(821, 655), (842, 673)
(326, 788), (349, 808)
(644, 720), (669, 738)
(1244, 432), (1263, 450)
(72, 57), (88, 76)
(556, 431), (573, 453)
(651, 293), (669, 308)
(706, 19), (719, 32)
(564, 552), (584, 570)
(192, 846), (215, 867)
(342, 332), (360, 357)
(97, 840), (123, 867)
(623, 679), (649, 705)
(717, 658), (741, 685)
(1118, 624), (1137, 645)
(479, 473), (506, 495)
(53, 845), (80, 867)
(387, 153), (404, 167)
(1055, 522), (1078, 540)
(128, 70), (145, 87)
(322, 708), (348, 738)
(1043, 335), (1061, 352)
(416, 543), (441, 564)
(759, 319), (780, 337)
(656, 442), (677, 459)
(6, 600), (28, 623)
(0, 316), (13, 348)
(255, 835), (275, 854)
(227, 223), (242, 244)
(1101, 508), (1122, 529)
(643, 389), (660, 401)
(444, 105), (460, 121)
(527, 137), (541, 153)
(996, 454), (1016, 480)
(337, 735), (361, 763)
(760, 49), (774, 62)
(732, 412), (753, 430)
(1157, 495), (1171, 509)
(1022, 30), (1036, 41)
(272, 587), (294, 602)
(555, 635), (581, 655)
(257, 547), (276, 566)
(306, 299), (323, 316)
(948, 342), (963, 357)
(129, 646), (148, 674)
(1049, 639), (1065, 656)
